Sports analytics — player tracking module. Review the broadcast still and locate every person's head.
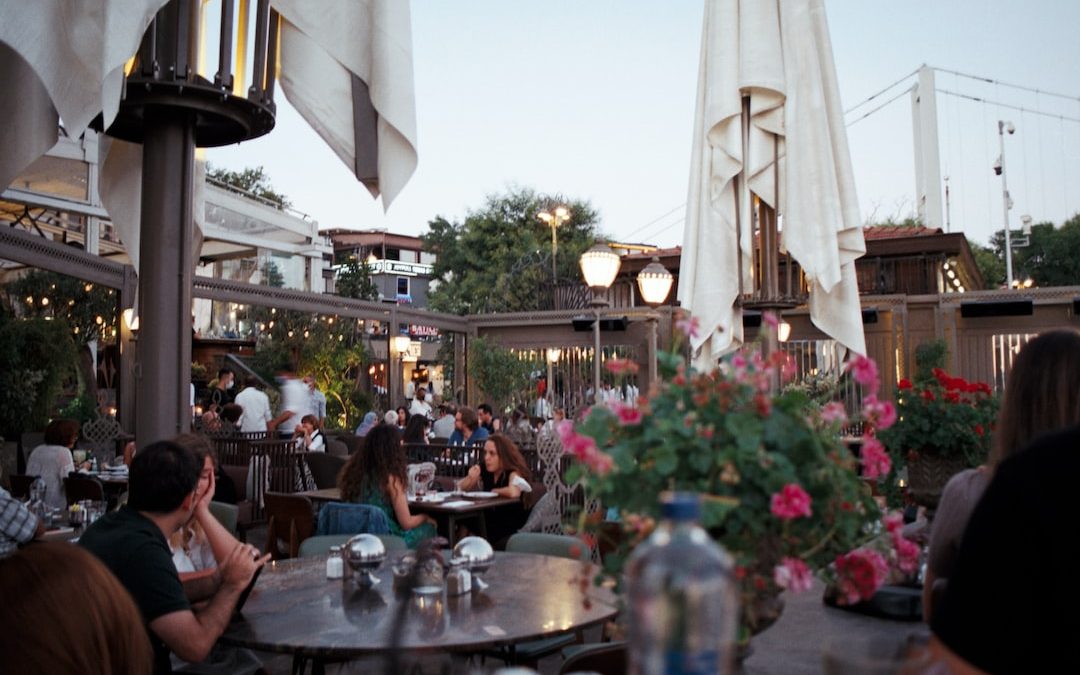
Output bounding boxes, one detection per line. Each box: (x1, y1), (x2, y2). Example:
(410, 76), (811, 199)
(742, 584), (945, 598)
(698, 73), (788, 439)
(303, 375), (317, 392)
(553, 407), (566, 423)
(338, 424), (406, 503)
(477, 403), (494, 423)
(403, 414), (429, 444)
(217, 368), (234, 389)
(415, 387), (426, 401)
(384, 410), (399, 427)
(0, 543), (154, 675)
(483, 434), (531, 481)
(300, 414), (319, 433)
(172, 434), (217, 506)
(511, 404), (527, 424)
(457, 406), (479, 432)
(220, 403), (243, 424)
(127, 440), (201, 516)
(44, 418), (80, 448)
(396, 406), (409, 426)
(990, 330), (1080, 468)
(244, 375), (262, 390)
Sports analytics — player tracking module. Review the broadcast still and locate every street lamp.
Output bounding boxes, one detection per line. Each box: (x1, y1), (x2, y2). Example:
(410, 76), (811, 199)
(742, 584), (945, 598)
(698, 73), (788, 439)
(538, 206), (570, 308)
(996, 120), (1017, 289)
(636, 256), (673, 385)
(580, 242), (621, 402)
(546, 347), (561, 415)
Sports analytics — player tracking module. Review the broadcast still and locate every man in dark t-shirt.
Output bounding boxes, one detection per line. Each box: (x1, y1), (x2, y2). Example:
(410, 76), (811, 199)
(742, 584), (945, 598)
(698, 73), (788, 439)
(931, 425), (1080, 674)
(81, 440), (267, 674)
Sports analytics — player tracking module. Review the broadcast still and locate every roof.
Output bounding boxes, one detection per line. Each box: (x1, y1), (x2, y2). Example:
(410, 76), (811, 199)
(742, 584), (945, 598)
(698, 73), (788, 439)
(863, 225), (943, 240)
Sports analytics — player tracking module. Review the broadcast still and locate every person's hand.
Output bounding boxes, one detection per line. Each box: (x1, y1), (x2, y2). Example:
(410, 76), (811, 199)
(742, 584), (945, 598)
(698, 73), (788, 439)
(220, 542), (269, 590)
(195, 469), (216, 512)
(466, 465), (481, 484)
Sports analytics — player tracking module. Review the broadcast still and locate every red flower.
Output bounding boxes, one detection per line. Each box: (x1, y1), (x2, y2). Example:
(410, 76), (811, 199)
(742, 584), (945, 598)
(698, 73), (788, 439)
(833, 549), (889, 605)
(944, 390), (960, 403)
(921, 389), (936, 402)
(974, 424), (984, 437)
(770, 483), (813, 520)
(897, 378), (913, 390)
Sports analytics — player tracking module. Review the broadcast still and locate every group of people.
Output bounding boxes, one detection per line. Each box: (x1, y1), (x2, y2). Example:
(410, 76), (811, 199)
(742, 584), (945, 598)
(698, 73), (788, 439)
(200, 368), (327, 451)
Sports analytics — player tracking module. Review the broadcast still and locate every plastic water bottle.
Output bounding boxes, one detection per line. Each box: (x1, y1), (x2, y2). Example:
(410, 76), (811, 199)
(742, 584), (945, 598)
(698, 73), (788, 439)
(626, 492), (738, 675)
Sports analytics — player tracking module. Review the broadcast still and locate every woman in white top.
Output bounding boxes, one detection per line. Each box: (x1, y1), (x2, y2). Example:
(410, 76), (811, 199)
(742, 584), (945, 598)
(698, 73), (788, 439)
(26, 419), (83, 511)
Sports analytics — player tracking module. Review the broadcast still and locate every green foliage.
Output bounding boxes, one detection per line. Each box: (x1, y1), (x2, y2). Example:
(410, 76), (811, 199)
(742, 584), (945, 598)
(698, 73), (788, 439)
(468, 336), (535, 410)
(261, 260), (285, 288)
(59, 392), (99, 427)
(984, 214), (1080, 287)
(335, 258), (380, 301)
(422, 187), (602, 314)
(207, 164), (291, 208)
(912, 340), (948, 384)
(0, 313), (78, 437)
(970, 241), (1005, 289)
(3, 270), (118, 346)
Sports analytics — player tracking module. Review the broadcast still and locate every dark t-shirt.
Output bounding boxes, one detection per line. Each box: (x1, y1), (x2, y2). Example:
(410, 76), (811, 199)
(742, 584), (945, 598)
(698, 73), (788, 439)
(931, 426), (1080, 674)
(80, 506), (190, 674)
(481, 468), (527, 547)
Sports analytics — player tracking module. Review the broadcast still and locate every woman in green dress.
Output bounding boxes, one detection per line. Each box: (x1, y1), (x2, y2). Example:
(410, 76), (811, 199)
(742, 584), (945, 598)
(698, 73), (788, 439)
(338, 424), (436, 548)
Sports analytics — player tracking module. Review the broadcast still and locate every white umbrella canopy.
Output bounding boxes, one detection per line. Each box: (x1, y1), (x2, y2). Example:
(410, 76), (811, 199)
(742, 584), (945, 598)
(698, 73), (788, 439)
(678, 0), (866, 370)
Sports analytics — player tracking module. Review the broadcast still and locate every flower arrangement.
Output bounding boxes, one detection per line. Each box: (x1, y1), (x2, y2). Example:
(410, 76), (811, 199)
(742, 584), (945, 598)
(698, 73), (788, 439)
(561, 314), (912, 642)
(876, 364), (998, 470)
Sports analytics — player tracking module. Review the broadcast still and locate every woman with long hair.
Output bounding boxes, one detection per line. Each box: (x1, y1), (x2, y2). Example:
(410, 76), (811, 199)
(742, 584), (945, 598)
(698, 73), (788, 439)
(0, 542), (154, 674)
(924, 329), (1080, 620)
(457, 434), (533, 547)
(338, 425), (436, 548)
(402, 413), (430, 445)
(26, 418), (82, 511)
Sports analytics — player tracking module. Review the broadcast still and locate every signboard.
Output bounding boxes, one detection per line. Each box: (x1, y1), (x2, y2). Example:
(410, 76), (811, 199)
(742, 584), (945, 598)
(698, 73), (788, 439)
(370, 259), (433, 277)
(409, 324), (440, 338)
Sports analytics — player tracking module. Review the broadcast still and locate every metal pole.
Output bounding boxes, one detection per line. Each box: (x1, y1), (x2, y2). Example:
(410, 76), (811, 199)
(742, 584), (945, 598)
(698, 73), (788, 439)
(551, 220), (558, 301)
(135, 108), (195, 443)
(593, 306), (601, 405)
(648, 315), (658, 387)
(998, 121), (1014, 289)
(546, 352), (554, 416)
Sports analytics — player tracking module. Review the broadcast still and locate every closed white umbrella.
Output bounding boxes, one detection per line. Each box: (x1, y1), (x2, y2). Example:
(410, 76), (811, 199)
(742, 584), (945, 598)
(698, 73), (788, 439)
(678, 0), (866, 369)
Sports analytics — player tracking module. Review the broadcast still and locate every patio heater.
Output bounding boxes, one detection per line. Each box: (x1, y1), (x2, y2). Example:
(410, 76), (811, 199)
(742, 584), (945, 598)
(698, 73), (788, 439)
(636, 256), (674, 386)
(103, 0), (279, 443)
(579, 243), (621, 403)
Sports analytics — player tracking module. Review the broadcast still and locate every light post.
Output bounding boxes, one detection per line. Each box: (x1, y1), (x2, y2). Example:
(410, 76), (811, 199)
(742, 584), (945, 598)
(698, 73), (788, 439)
(580, 242), (621, 403)
(538, 206), (570, 308)
(635, 256), (674, 386)
(546, 347), (561, 415)
(996, 120), (1016, 289)
(391, 334), (412, 407)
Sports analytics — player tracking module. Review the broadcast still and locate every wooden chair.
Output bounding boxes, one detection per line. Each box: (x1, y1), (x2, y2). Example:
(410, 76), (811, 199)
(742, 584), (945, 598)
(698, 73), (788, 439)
(8, 474), (38, 500)
(263, 492), (314, 560)
(63, 475), (105, 506)
(558, 642), (627, 675)
(304, 453), (346, 490)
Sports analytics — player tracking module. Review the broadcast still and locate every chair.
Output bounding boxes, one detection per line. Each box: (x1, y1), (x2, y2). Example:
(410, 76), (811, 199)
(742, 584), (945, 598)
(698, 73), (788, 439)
(315, 502), (391, 536)
(263, 492), (314, 560)
(506, 532), (590, 561)
(325, 439), (349, 458)
(305, 453), (346, 490)
(63, 475), (105, 506)
(8, 474), (38, 500)
(298, 533), (407, 558)
(220, 464), (256, 541)
(558, 642), (627, 675)
(209, 501), (239, 535)
(520, 489), (558, 534)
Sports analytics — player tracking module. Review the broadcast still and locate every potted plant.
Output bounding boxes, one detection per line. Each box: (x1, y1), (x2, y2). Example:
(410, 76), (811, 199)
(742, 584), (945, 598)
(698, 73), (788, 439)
(563, 314), (912, 644)
(877, 343), (997, 512)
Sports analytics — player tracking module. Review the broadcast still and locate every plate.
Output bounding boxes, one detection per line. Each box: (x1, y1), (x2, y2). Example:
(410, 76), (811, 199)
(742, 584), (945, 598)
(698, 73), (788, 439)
(413, 494), (446, 503)
(463, 491), (498, 500)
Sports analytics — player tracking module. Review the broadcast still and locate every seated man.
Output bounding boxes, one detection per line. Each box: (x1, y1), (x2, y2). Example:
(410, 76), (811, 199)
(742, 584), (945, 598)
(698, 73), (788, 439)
(80, 440), (268, 675)
(0, 486), (43, 557)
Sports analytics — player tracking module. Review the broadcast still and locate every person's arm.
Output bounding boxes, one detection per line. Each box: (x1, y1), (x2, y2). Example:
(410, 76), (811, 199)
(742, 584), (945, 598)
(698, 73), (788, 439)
(492, 471), (523, 499)
(388, 477), (435, 530)
(457, 465), (482, 492)
(149, 543), (268, 663)
(0, 490), (42, 544)
(192, 470), (255, 567)
(179, 568), (222, 603)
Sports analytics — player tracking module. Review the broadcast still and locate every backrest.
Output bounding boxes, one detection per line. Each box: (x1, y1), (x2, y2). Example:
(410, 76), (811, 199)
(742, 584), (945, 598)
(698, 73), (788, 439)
(9, 474), (38, 500)
(305, 453), (346, 490)
(558, 642), (627, 675)
(298, 533), (408, 558)
(62, 476), (105, 506)
(221, 464), (250, 502)
(315, 502), (391, 537)
(263, 491), (314, 559)
(208, 500), (239, 535)
(506, 532), (591, 561)
(521, 481), (547, 513)
(325, 439), (349, 458)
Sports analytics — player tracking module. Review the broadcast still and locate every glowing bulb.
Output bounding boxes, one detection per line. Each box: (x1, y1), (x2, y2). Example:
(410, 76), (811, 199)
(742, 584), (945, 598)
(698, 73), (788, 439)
(25, 296), (33, 304)
(95, 315), (104, 325)
(41, 297), (49, 306)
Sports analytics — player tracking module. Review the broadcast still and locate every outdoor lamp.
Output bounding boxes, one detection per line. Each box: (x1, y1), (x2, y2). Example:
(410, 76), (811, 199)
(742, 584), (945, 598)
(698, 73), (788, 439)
(547, 348), (562, 364)
(580, 243), (621, 292)
(636, 256), (673, 384)
(538, 206), (571, 308)
(778, 319), (792, 342)
(123, 308), (140, 332)
(393, 335), (412, 354)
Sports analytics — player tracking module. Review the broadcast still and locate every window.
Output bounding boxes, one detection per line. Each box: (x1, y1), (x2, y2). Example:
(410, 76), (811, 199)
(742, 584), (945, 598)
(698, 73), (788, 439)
(397, 276), (410, 296)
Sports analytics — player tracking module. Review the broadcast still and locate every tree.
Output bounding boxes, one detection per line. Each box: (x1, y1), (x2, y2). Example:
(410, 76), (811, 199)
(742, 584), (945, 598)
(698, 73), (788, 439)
(336, 258), (380, 301)
(421, 187), (603, 314)
(985, 214), (1080, 288)
(0, 312), (78, 439)
(468, 335), (535, 411)
(970, 242), (1005, 289)
(206, 164), (291, 208)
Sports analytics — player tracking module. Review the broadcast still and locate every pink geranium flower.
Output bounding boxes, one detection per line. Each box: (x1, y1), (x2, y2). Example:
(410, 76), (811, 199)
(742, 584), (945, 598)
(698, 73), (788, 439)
(833, 548), (889, 605)
(860, 436), (891, 480)
(605, 358), (640, 375)
(861, 394), (897, 430)
(820, 401), (848, 425)
(845, 355), (880, 393)
(773, 557), (814, 593)
(613, 402), (642, 426)
(893, 535), (921, 575)
(675, 312), (701, 339)
(770, 483), (812, 520)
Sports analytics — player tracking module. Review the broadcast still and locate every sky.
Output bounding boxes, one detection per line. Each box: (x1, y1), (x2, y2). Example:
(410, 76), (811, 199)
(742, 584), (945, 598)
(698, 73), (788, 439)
(206, 0), (1080, 251)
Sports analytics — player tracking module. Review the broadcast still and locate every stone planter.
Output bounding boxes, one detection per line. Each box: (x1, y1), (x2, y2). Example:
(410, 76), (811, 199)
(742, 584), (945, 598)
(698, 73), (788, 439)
(906, 450), (967, 513)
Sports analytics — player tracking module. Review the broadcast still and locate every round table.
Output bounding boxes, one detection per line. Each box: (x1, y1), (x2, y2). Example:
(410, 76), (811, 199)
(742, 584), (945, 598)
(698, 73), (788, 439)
(220, 551), (617, 659)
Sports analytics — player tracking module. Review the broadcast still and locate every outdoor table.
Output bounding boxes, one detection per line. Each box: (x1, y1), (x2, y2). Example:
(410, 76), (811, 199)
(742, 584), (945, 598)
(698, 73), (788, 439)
(294, 489), (521, 546)
(219, 552), (616, 660)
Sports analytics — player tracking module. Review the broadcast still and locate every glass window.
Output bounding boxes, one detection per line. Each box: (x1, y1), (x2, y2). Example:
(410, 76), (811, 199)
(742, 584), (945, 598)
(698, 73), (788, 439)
(397, 276), (410, 296)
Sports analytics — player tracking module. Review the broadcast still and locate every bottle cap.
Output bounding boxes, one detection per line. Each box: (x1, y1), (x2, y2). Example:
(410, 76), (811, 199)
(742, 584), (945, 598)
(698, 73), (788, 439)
(659, 492), (700, 521)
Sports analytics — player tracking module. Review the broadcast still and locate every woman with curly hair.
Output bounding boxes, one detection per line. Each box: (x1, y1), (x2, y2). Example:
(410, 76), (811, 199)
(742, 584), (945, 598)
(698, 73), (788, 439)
(337, 425), (436, 548)
(457, 434), (533, 547)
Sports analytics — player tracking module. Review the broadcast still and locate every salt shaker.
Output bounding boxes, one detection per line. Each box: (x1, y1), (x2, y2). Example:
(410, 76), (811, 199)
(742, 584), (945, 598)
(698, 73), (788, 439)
(446, 561), (471, 596)
(326, 545), (344, 580)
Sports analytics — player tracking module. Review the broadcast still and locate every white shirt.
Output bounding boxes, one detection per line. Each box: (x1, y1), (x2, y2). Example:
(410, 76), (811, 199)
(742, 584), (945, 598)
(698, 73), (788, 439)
(235, 386), (272, 432)
(280, 377), (314, 432)
(409, 398), (432, 419)
(26, 444), (74, 511)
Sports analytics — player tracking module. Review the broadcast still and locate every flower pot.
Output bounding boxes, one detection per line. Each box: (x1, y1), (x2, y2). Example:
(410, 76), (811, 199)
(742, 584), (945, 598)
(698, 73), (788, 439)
(906, 451), (967, 512)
